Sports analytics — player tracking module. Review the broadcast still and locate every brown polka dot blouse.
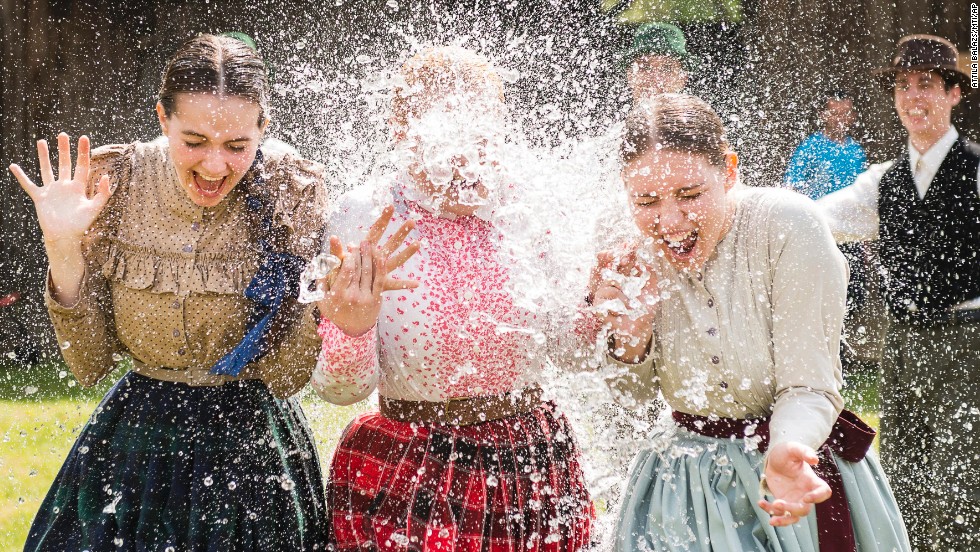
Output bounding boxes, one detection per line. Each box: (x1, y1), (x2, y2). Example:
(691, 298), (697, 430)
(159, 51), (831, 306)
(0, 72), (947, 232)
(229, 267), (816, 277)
(44, 139), (329, 398)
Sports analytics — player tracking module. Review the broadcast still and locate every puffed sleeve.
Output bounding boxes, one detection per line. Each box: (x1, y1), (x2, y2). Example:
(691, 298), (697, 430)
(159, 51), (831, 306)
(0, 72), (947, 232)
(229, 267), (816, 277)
(766, 191), (846, 451)
(250, 152), (331, 398)
(44, 143), (134, 387)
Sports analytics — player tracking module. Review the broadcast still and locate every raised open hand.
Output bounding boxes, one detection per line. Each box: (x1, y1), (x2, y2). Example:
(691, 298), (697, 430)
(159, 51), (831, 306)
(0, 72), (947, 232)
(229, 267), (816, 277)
(316, 205), (420, 337)
(758, 442), (833, 526)
(587, 246), (659, 362)
(9, 134), (113, 245)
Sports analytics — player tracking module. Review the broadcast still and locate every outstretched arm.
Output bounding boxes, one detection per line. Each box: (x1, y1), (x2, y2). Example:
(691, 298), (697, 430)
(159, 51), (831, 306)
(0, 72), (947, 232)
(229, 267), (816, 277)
(10, 135), (127, 386)
(312, 203), (419, 405)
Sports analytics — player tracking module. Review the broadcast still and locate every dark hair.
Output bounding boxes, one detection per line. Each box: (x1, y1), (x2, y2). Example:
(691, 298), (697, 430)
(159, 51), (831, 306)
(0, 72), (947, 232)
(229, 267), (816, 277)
(159, 34), (269, 125)
(822, 89), (853, 107)
(621, 93), (728, 167)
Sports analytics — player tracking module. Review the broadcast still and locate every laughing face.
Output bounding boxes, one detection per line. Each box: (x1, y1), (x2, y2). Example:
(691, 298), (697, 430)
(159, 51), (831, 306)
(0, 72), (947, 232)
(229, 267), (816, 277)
(623, 148), (737, 271)
(156, 93), (267, 208)
(894, 69), (960, 148)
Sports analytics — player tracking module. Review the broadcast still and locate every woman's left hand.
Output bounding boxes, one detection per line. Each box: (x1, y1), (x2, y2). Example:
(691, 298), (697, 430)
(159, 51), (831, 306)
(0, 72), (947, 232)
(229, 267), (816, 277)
(758, 441), (832, 526)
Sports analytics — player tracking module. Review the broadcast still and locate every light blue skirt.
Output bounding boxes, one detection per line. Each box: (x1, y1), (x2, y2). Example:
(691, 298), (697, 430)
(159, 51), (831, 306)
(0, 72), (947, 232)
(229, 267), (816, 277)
(613, 425), (910, 551)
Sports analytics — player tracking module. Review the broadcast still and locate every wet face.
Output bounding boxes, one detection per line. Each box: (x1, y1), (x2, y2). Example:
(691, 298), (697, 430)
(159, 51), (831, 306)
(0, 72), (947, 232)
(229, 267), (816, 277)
(623, 149), (736, 271)
(821, 98), (856, 136)
(157, 93), (266, 208)
(627, 55), (688, 100)
(408, 149), (490, 217)
(894, 70), (960, 144)
(393, 91), (499, 218)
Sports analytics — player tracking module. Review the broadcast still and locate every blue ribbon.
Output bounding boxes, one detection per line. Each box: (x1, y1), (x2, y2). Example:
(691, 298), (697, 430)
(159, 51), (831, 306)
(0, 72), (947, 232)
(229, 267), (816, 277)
(210, 151), (307, 377)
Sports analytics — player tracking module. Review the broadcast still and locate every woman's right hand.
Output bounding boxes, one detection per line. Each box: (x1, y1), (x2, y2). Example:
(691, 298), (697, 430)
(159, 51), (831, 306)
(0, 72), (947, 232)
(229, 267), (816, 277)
(316, 205), (420, 338)
(588, 247), (659, 363)
(9, 133), (113, 306)
(9, 133), (113, 245)
(589, 247), (658, 362)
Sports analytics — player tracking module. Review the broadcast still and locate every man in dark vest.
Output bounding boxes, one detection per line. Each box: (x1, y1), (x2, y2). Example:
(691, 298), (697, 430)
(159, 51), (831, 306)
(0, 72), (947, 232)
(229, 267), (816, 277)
(819, 34), (979, 550)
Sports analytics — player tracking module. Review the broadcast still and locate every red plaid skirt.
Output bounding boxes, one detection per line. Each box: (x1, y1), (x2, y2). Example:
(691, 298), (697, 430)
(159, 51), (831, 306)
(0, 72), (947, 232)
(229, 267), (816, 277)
(327, 401), (594, 552)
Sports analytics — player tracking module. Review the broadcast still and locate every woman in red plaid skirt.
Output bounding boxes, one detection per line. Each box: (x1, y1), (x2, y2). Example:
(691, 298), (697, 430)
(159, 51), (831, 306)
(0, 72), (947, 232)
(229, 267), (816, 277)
(311, 46), (595, 552)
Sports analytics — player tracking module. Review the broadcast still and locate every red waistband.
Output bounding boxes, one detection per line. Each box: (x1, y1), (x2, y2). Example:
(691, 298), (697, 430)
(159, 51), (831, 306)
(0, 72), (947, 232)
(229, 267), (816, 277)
(672, 409), (875, 552)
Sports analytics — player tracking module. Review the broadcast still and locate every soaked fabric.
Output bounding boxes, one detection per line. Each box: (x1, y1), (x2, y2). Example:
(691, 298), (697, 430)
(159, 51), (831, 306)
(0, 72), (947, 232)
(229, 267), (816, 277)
(613, 425), (909, 552)
(24, 372), (329, 552)
(880, 321), (980, 551)
(608, 187), (909, 550)
(609, 187), (847, 451)
(44, 138), (328, 398)
(314, 181), (548, 403)
(328, 403), (594, 552)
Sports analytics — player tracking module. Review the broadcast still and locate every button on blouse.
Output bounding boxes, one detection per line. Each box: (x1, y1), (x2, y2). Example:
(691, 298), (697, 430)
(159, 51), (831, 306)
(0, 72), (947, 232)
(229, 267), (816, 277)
(607, 187), (847, 451)
(44, 139), (329, 398)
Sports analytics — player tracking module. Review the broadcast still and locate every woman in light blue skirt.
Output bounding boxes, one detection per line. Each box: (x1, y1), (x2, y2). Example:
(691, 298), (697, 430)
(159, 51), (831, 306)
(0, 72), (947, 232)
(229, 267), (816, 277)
(589, 94), (910, 551)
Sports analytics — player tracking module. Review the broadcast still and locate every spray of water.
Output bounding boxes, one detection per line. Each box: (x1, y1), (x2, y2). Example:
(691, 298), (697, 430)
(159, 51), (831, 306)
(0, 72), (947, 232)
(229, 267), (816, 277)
(288, 36), (677, 540)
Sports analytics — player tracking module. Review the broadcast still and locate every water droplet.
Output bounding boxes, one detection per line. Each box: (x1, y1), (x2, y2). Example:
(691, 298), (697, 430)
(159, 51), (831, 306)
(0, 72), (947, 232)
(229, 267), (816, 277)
(111, 353), (124, 362)
(58, 370), (68, 379)
(385, 0), (398, 9)
(228, 481), (237, 490)
(486, 475), (498, 487)
(23, 385), (38, 395)
(103, 495), (121, 513)
(281, 477), (296, 491)
(956, 514), (965, 524)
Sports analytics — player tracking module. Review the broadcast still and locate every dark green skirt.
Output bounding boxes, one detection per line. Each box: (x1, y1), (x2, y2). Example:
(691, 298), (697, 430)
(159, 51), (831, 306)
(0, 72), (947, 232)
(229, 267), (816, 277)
(25, 371), (329, 551)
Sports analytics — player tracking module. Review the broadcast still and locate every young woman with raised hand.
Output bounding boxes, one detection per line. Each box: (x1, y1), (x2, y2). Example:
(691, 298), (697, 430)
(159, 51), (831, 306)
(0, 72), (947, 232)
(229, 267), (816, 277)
(594, 94), (909, 551)
(10, 34), (413, 551)
(312, 46), (594, 552)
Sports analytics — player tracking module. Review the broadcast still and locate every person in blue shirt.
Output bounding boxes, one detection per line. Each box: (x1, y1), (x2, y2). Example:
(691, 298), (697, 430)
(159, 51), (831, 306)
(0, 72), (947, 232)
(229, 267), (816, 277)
(786, 91), (873, 364)
(784, 91), (868, 199)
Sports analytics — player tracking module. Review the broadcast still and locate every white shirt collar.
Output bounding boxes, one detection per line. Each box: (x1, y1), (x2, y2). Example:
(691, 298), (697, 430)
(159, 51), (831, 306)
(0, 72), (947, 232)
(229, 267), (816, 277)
(907, 126), (959, 199)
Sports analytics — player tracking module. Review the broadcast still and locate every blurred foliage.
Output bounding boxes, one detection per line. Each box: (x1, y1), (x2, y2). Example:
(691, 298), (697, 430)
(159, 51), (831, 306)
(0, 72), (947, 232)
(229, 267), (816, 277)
(602, 0), (744, 24)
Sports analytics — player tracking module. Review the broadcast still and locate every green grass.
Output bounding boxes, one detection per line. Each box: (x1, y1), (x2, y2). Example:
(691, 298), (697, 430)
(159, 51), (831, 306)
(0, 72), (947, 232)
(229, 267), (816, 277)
(842, 365), (881, 447)
(0, 361), (883, 552)
(0, 362), (364, 551)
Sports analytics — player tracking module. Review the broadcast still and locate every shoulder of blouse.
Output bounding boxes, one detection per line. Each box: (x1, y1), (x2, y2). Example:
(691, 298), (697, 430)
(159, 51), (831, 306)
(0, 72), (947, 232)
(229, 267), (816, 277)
(738, 187), (841, 273)
(322, 183), (387, 246)
(735, 186), (823, 233)
(259, 150), (330, 260)
(83, 142), (140, 253)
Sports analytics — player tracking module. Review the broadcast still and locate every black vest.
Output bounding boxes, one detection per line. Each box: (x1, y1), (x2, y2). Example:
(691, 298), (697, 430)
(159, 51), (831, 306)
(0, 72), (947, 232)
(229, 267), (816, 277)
(878, 138), (980, 321)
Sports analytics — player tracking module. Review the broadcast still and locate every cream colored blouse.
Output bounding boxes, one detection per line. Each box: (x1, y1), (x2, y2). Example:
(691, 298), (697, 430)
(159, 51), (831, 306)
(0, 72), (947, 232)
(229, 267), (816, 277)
(610, 186), (847, 450)
(44, 139), (328, 398)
